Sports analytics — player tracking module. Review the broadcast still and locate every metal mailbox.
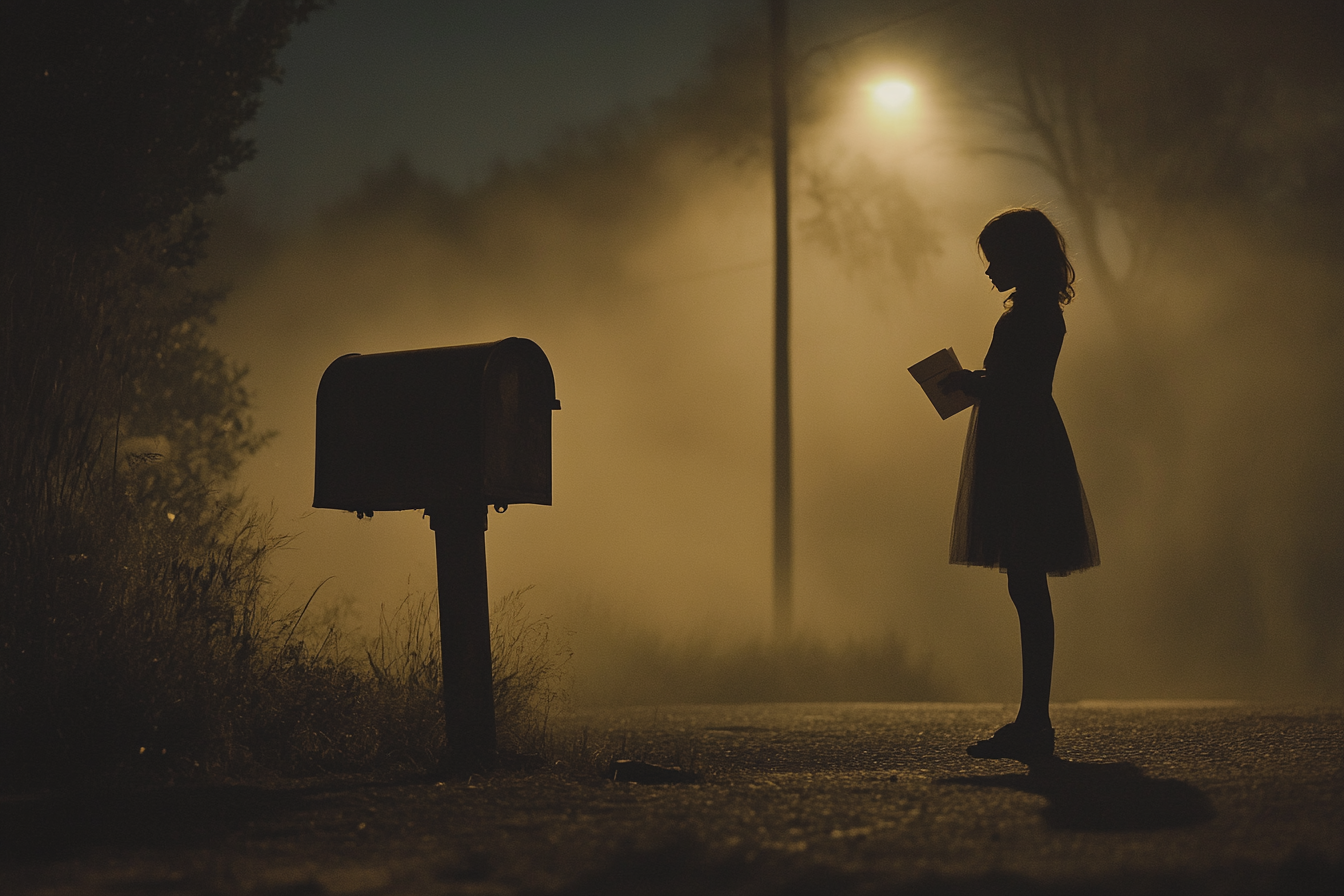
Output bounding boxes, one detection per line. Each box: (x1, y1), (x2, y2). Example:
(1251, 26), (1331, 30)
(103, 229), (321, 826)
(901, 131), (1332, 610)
(312, 337), (559, 776)
(314, 337), (559, 514)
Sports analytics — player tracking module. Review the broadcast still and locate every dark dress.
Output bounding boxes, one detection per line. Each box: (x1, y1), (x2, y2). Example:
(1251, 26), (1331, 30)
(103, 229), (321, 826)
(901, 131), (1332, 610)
(950, 290), (1100, 575)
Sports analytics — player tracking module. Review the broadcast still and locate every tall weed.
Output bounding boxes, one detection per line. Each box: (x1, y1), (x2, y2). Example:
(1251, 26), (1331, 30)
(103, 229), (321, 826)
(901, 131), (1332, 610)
(358, 587), (574, 764)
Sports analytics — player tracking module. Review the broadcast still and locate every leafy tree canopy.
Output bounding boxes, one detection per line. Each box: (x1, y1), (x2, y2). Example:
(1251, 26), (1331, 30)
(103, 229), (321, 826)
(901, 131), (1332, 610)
(2, 0), (324, 256)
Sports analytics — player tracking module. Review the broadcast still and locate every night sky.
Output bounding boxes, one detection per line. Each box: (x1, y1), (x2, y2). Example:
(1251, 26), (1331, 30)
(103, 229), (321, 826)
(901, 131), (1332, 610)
(229, 0), (757, 225)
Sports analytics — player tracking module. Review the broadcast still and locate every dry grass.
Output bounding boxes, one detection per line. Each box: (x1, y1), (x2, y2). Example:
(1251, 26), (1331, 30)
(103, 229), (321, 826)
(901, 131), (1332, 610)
(489, 587), (572, 756)
(225, 586), (574, 779)
(0, 465), (574, 787)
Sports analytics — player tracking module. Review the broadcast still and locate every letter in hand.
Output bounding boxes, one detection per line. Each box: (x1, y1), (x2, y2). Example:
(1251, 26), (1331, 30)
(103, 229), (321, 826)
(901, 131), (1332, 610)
(908, 348), (976, 419)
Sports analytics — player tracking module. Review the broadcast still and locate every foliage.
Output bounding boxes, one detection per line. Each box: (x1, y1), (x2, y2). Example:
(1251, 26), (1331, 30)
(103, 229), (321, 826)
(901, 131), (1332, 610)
(0, 0), (321, 517)
(228, 587), (571, 779)
(1, 552), (571, 787)
(0, 1), (324, 787)
(2, 0), (324, 251)
(489, 587), (573, 755)
(0, 498), (282, 786)
(357, 588), (573, 765)
(965, 0), (1344, 317)
(798, 154), (941, 283)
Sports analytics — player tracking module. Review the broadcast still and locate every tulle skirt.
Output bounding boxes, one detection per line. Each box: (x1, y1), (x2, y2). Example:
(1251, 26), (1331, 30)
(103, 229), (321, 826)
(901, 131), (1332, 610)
(950, 398), (1100, 576)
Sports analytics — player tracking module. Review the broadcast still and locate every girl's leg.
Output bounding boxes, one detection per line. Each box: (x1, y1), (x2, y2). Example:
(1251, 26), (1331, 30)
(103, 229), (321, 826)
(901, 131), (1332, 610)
(1007, 566), (1053, 729)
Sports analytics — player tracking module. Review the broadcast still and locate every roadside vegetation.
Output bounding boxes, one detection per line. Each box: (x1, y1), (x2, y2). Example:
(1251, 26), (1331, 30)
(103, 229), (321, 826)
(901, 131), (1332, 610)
(0, 1), (317, 789)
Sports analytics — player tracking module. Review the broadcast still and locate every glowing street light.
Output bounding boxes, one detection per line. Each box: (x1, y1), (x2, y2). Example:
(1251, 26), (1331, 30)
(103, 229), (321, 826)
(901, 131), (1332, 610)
(869, 78), (915, 113)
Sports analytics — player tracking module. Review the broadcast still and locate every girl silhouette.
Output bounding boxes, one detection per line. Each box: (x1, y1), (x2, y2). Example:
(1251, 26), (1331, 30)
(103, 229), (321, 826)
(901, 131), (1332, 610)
(941, 208), (1100, 763)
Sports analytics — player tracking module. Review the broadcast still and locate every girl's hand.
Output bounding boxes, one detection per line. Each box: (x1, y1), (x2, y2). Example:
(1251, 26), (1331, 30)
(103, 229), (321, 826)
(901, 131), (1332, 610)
(941, 368), (988, 398)
(939, 368), (978, 395)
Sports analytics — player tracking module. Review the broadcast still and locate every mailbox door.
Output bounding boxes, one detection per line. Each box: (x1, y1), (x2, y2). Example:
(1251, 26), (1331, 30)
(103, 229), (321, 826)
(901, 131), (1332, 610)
(482, 338), (554, 506)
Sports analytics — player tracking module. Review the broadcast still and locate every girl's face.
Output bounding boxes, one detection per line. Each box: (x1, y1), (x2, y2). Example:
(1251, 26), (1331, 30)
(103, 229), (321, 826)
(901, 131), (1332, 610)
(982, 248), (1019, 293)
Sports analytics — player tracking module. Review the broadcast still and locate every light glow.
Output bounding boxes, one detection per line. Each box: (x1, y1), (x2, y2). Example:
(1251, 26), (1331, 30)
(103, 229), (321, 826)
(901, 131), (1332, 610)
(869, 79), (915, 113)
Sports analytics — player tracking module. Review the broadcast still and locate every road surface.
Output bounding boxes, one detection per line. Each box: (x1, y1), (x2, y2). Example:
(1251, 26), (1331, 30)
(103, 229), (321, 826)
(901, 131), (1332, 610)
(2, 702), (1339, 894)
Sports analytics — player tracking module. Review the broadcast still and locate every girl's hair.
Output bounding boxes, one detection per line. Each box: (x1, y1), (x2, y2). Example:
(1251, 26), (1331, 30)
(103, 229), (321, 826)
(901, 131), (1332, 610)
(977, 207), (1076, 304)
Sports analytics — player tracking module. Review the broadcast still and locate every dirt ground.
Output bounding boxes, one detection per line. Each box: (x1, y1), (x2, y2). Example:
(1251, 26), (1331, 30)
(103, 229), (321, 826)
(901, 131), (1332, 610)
(1, 702), (1340, 895)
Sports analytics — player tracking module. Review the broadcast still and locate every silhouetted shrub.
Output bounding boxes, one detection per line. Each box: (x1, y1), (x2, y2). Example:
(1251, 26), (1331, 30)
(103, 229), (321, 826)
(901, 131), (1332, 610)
(228, 587), (571, 778)
(1, 0), (325, 788)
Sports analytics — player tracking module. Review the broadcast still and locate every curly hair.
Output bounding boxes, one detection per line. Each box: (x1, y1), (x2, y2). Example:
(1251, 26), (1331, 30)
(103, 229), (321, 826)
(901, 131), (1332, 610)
(977, 208), (1076, 305)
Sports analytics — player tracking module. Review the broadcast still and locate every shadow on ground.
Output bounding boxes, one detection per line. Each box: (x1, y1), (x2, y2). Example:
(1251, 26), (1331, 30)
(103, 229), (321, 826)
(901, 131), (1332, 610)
(557, 830), (1342, 896)
(0, 786), (311, 863)
(938, 759), (1216, 831)
(555, 831), (1053, 896)
(0, 774), (425, 865)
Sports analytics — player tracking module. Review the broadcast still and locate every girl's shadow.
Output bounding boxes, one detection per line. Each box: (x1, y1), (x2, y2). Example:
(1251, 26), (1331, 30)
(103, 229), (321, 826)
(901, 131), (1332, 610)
(938, 758), (1215, 831)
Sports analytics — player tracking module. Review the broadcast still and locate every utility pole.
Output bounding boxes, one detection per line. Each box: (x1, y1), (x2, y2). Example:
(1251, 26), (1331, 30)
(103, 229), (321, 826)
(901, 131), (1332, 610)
(768, 0), (793, 637)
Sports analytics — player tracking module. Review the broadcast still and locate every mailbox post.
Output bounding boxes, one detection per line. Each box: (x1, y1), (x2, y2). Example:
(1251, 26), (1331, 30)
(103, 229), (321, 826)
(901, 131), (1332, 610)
(429, 502), (495, 772)
(313, 338), (558, 775)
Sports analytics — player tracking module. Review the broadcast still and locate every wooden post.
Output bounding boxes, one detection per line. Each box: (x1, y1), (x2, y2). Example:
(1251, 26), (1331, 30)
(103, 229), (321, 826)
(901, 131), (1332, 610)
(430, 502), (496, 775)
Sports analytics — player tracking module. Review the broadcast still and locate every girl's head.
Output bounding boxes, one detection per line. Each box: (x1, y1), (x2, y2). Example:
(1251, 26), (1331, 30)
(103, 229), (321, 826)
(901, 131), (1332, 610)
(977, 208), (1075, 304)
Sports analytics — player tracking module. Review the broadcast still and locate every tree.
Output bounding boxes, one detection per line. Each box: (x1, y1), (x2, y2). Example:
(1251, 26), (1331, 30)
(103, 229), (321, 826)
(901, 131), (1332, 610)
(2, 1), (325, 248)
(1, 0), (324, 513)
(0, 0), (324, 784)
(967, 0), (1344, 334)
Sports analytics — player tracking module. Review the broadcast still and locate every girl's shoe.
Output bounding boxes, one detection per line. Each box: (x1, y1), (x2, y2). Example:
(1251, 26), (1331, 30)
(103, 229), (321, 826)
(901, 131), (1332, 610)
(966, 722), (1055, 763)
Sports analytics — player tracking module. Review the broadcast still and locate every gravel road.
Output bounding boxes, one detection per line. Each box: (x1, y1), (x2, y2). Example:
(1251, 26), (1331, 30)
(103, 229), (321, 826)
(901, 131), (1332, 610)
(2, 702), (1340, 894)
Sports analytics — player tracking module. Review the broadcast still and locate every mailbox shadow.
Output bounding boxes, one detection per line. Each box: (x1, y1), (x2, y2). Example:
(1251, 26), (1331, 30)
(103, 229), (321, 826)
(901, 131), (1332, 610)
(938, 758), (1215, 831)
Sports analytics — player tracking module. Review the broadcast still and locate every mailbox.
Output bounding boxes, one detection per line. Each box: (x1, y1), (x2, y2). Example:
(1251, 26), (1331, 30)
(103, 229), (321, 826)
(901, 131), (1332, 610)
(312, 337), (559, 775)
(314, 337), (559, 514)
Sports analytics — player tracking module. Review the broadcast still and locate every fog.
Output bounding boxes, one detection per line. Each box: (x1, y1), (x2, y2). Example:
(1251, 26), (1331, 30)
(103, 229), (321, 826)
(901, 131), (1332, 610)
(203, 4), (1342, 704)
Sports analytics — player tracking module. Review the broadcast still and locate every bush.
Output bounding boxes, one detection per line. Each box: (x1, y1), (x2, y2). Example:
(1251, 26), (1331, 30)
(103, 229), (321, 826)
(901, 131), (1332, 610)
(1, 491), (572, 789)
(0, 489), (282, 787)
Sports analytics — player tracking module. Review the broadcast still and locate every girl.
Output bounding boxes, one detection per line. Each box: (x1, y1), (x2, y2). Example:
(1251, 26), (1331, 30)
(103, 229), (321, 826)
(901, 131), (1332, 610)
(941, 207), (1100, 763)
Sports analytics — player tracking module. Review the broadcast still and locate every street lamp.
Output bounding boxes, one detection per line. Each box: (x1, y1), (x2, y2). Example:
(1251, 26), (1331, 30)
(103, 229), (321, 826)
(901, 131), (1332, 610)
(869, 78), (916, 113)
(767, 5), (924, 638)
(768, 0), (792, 637)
